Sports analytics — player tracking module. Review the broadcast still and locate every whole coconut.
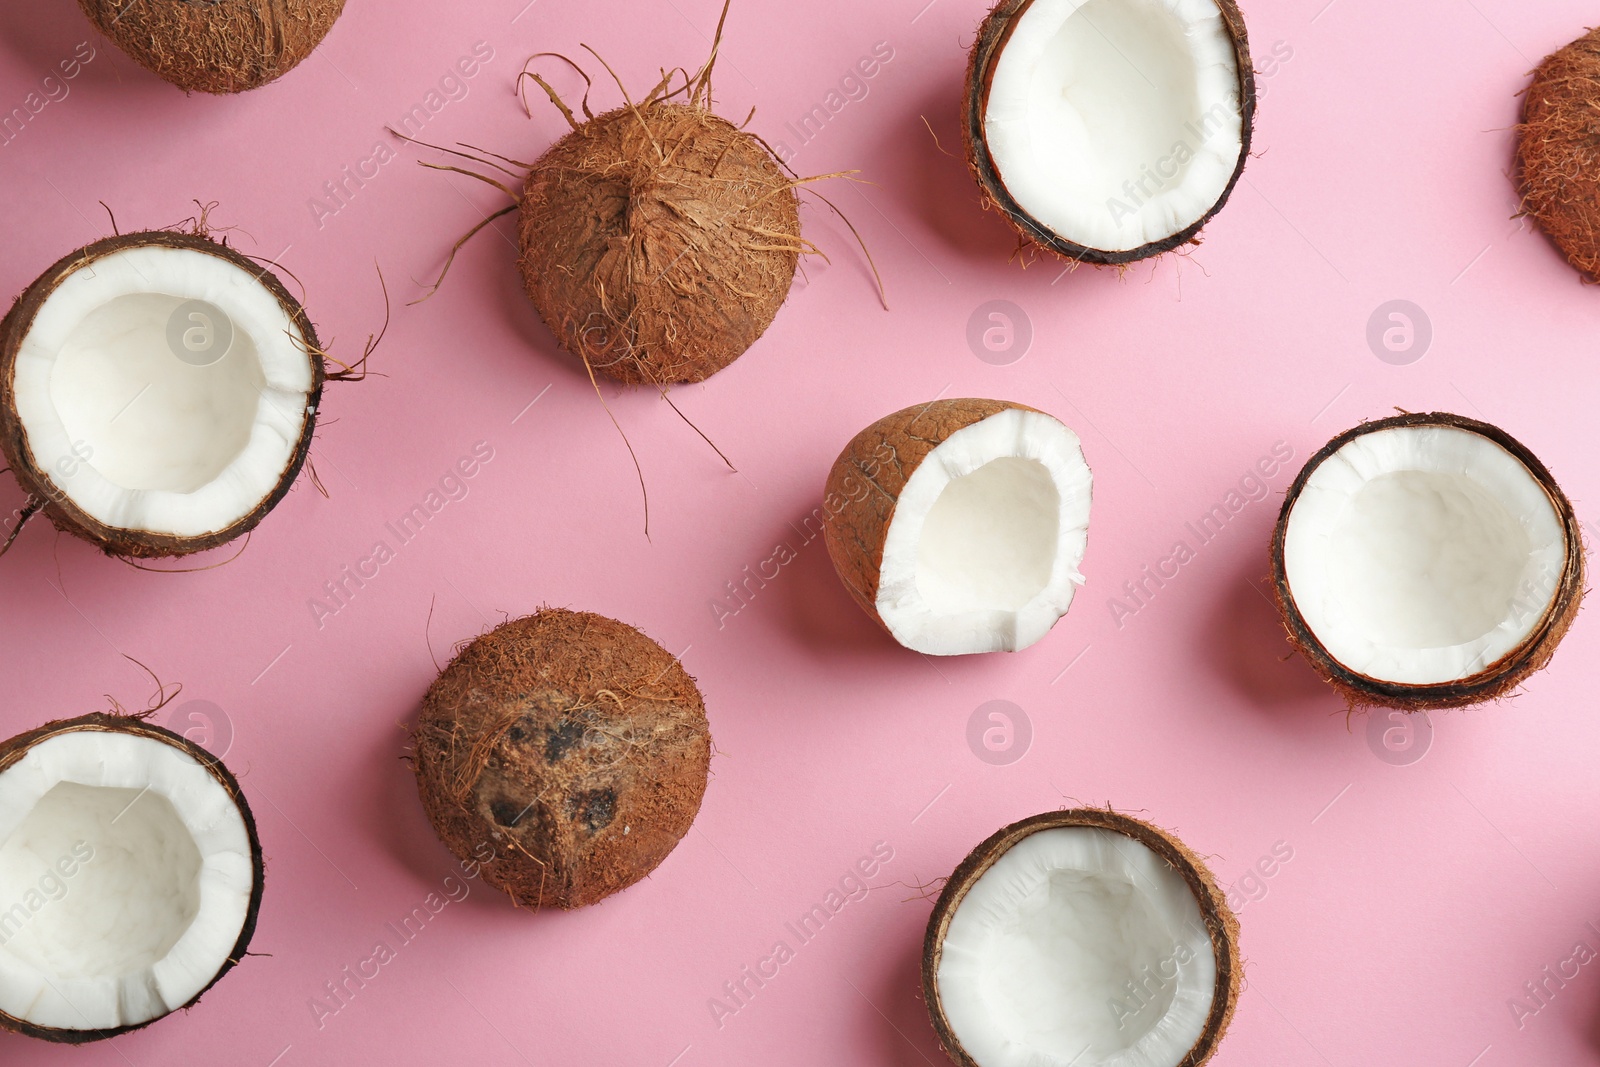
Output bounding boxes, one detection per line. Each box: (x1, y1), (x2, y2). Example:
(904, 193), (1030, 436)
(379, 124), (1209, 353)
(1518, 27), (1600, 279)
(518, 102), (802, 384)
(413, 610), (711, 910)
(78, 0), (345, 94)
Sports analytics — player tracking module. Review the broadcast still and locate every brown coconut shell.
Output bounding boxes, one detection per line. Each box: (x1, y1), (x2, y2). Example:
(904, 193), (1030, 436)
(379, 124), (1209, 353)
(0, 230), (324, 559)
(923, 808), (1241, 1067)
(1271, 412), (1585, 711)
(821, 397), (1040, 633)
(78, 0), (345, 94)
(518, 103), (802, 385)
(413, 609), (711, 910)
(0, 712), (265, 1044)
(1517, 27), (1600, 281)
(963, 0), (1256, 265)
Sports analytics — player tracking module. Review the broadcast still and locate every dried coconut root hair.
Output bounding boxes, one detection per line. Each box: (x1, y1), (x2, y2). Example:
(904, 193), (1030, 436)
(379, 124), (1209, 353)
(163, 199), (388, 386)
(398, 1), (883, 535)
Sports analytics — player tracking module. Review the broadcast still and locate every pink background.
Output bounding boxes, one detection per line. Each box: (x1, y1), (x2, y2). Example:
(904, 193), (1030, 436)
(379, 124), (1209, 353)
(1, 0), (1598, 1063)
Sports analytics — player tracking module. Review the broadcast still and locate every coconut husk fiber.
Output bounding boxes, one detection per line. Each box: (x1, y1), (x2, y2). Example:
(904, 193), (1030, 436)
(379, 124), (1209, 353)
(519, 102), (802, 384)
(413, 609), (711, 910)
(78, 0), (344, 94)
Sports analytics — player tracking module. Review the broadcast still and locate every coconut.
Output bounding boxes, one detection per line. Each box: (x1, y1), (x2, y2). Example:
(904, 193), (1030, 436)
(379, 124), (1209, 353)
(964, 0), (1255, 265)
(518, 101), (802, 385)
(1271, 412), (1584, 710)
(0, 712), (263, 1043)
(1516, 27), (1600, 280)
(78, 0), (345, 94)
(923, 809), (1240, 1067)
(404, 3), (829, 387)
(412, 609), (711, 910)
(0, 230), (324, 559)
(822, 398), (1092, 655)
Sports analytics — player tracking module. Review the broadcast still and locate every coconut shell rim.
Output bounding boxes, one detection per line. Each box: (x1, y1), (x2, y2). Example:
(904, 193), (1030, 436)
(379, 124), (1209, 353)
(962, 0), (1257, 266)
(920, 807), (1240, 1067)
(0, 230), (325, 559)
(1269, 411), (1586, 711)
(0, 712), (265, 1044)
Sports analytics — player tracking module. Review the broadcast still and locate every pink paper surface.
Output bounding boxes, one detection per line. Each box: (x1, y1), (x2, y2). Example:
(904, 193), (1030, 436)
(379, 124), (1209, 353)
(1, 0), (1598, 1063)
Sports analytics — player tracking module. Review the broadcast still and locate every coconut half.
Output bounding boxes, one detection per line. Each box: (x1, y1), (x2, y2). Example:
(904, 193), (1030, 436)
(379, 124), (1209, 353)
(964, 0), (1254, 263)
(822, 399), (1091, 655)
(413, 610), (711, 910)
(0, 231), (323, 559)
(1272, 412), (1584, 710)
(924, 809), (1240, 1067)
(1517, 27), (1600, 280)
(78, 0), (346, 94)
(0, 713), (262, 1043)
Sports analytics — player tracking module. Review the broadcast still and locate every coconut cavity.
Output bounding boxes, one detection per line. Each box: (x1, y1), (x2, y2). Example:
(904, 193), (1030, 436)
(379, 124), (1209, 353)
(0, 231), (322, 558)
(1517, 27), (1600, 280)
(1273, 413), (1584, 709)
(965, 0), (1254, 263)
(78, 0), (346, 94)
(916, 457), (1062, 615)
(0, 715), (262, 1043)
(924, 810), (1239, 1067)
(519, 102), (802, 384)
(0, 784), (201, 980)
(52, 291), (268, 493)
(413, 610), (711, 910)
(823, 399), (1091, 656)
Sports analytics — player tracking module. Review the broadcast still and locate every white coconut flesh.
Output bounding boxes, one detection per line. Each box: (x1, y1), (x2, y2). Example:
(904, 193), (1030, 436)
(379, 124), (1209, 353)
(11, 243), (314, 538)
(0, 731), (253, 1032)
(1283, 425), (1566, 686)
(984, 0), (1243, 252)
(937, 827), (1216, 1067)
(879, 408), (1090, 655)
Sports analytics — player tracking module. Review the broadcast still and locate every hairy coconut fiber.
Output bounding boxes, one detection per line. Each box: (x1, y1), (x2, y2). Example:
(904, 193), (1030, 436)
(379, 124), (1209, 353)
(0, 713), (264, 1044)
(1517, 28), (1600, 280)
(519, 103), (802, 385)
(0, 230), (324, 560)
(413, 610), (711, 910)
(822, 398), (1031, 627)
(1271, 412), (1585, 711)
(78, 0), (344, 94)
(923, 808), (1241, 1067)
(963, 0), (1255, 265)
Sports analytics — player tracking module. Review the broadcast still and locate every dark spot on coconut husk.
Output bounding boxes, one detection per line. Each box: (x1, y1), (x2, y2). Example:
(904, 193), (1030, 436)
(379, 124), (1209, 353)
(489, 797), (530, 828)
(568, 787), (617, 833)
(544, 718), (585, 762)
(1517, 27), (1600, 280)
(413, 609), (711, 910)
(78, 0), (345, 94)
